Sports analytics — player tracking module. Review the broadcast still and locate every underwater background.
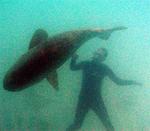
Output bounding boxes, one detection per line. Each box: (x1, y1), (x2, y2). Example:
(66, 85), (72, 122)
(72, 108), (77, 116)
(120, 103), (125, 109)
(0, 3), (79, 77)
(0, 0), (150, 130)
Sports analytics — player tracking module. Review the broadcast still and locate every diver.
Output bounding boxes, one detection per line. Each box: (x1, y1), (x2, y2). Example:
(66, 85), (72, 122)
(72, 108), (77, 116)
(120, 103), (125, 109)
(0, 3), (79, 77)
(66, 48), (141, 131)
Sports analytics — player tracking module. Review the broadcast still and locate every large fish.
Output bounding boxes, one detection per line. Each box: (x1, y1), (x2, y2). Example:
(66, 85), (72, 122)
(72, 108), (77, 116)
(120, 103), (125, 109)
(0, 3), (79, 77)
(3, 26), (127, 91)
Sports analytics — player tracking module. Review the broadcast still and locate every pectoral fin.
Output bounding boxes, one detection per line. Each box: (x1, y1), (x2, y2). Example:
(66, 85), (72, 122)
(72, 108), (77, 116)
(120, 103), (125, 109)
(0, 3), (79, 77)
(46, 71), (59, 90)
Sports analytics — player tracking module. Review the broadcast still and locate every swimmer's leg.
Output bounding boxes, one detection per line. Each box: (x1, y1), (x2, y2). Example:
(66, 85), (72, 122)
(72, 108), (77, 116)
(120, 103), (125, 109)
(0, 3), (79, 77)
(66, 97), (89, 131)
(92, 97), (115, 131)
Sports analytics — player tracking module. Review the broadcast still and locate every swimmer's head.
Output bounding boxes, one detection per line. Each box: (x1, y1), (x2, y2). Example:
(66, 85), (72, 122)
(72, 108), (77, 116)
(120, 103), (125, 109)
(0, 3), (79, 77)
(92, 48), (108, 62)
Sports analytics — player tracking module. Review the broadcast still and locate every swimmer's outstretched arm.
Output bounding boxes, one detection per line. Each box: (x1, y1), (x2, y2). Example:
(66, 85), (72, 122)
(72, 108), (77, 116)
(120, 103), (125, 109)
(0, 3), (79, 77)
(106, 66), (142, 86)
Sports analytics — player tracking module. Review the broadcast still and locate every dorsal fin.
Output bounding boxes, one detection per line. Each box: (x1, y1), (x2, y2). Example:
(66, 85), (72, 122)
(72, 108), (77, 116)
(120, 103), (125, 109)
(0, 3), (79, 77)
(46, 70), (59, 90)
(28, 29), (48, 50)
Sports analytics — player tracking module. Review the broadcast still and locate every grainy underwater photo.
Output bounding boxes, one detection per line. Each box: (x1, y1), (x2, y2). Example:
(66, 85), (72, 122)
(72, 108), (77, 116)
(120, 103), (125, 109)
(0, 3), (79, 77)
(0, 0), (150, 131)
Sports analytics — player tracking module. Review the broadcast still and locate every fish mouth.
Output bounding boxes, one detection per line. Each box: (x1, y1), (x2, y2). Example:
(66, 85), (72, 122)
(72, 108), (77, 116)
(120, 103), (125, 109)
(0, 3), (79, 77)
(3, 78), (15, 92)
(3, 74), (22, 92)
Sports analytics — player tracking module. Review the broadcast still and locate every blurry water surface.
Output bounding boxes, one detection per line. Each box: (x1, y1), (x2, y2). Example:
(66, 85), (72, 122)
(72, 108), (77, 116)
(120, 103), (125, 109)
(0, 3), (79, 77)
(0, 0), (150, 131)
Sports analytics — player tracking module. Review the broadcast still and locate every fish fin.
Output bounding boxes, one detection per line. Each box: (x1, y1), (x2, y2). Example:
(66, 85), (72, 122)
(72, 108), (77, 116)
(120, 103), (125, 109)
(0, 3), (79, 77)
(98, 26), (127, 40)
(46, 71), (59, 91)
(29, 29), (48, 49)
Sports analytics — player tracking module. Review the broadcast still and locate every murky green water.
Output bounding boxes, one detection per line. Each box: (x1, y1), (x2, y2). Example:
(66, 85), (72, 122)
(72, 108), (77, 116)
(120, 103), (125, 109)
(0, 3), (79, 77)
(0, 0), (150, 131)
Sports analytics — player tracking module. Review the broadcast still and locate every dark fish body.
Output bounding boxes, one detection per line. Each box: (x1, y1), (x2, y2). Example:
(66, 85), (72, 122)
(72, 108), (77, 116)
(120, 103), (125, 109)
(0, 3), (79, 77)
(3, 30), (96, 91)
(3, 26), (126, 91)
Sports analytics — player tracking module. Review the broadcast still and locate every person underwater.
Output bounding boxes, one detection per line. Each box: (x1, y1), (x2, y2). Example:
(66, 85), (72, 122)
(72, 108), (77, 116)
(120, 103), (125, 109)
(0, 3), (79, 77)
(66, 48), (141, 131)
